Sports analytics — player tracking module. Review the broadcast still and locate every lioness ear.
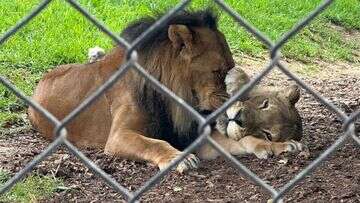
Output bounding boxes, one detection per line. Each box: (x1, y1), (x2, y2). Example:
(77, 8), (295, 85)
(168, 24), (193, 49)
(282, 84), (301, 105)
(225, 67), (251, 100)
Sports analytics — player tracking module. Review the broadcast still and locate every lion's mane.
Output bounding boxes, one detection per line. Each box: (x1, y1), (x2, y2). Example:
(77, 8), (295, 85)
(121, 10), (218, 149)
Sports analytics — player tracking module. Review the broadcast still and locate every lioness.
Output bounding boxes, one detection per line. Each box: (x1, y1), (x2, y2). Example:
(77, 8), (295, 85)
(29, 10), (303, 173)
(212, 67), (304, 158)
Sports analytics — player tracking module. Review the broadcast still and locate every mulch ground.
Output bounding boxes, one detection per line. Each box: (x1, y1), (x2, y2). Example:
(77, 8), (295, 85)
(1, 59), (359, 202)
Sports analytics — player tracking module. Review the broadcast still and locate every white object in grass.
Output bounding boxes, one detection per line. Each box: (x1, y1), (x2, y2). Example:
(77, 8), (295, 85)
(88, 46), (105, 63)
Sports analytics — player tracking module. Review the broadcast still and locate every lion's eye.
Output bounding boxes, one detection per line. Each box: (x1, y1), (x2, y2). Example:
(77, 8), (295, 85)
(262, 130), (272, 141)
(180, 43), (186, 49)
(259, 99), (269, 109)
(212, 69), (221, 74)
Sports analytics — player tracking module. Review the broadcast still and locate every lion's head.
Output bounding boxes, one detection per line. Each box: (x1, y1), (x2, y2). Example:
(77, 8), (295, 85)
(120, 10), (234, 148)
(216, 67), (303, 142)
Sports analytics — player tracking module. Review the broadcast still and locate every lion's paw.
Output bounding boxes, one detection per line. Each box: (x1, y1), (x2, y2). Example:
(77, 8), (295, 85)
(158, 153), (200, 174)
(176, 154), (200, 173)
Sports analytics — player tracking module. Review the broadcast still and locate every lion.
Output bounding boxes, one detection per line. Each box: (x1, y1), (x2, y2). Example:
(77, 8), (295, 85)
(29, 10), (304, 173)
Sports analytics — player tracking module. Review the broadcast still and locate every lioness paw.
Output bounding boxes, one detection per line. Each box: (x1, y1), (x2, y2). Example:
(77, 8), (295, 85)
(288, 140), (310, 158)
(253, 145), (274, 159)
(272, 140), (308, 157)
(253, 140), (307, 159)
(284, 140), (305, 152)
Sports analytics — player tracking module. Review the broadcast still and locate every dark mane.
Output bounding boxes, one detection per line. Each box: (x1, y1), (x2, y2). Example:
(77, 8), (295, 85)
(123, 9), (219, 150)
(121, 9), (218, 50)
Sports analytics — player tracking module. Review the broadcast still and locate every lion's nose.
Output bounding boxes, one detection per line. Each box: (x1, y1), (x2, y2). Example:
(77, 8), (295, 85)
(200, 110), (212, 117)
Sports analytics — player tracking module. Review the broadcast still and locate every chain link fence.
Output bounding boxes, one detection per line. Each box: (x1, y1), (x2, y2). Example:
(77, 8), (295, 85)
(0, 0), (359, 202)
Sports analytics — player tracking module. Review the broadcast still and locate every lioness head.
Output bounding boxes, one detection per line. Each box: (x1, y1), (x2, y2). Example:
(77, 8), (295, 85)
(216, 67), (303, 142)
(122, 10), (234, 138)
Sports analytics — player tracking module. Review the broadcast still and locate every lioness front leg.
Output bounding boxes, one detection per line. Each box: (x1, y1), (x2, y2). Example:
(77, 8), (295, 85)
(196, 130), (248, 160)
(238, 136), (304, 159)
(197, 131), (304, 160)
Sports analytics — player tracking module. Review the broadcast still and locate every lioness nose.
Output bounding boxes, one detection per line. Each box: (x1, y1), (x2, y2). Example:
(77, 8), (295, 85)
(228, 109), (244, 127)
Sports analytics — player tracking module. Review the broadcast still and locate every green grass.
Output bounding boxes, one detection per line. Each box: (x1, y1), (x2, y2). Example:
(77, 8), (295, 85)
(0, 64), (40, 127)
(0, 170), (11, 184)
(0, 0), (359, 69)
(0, 169), (63, 202)
(295, 64), (321, 77)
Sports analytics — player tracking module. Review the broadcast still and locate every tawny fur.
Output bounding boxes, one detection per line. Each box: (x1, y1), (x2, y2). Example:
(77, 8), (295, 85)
(216, 66), (303, 142)
(29, 11), (305, 173)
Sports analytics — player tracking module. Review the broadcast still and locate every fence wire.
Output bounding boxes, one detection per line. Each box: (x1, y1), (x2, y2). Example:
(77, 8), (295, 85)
(0, 0), (359, 202)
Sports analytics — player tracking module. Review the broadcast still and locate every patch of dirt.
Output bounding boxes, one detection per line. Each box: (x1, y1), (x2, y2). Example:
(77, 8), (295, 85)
(329, 23), (360, 42)
(238, 54), (360, 79)
(0, 146), (15, 159)
(1, 57), (360, 202)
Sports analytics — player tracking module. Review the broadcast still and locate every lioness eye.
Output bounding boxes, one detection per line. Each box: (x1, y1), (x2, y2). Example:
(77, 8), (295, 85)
(259, 99), (269, 109)
(262, 130), (272, 141)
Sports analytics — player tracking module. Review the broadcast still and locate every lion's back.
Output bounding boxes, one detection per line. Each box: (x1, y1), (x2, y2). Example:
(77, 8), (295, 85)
(29, 62), (112, 147)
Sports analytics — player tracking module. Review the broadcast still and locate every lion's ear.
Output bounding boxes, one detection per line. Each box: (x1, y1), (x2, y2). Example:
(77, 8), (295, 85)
(168, 24), (193, 49)
(281, 84), (301, 105)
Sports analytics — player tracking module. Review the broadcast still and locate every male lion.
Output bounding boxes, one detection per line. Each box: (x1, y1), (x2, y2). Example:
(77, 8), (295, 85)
(29, 10), (303, 173)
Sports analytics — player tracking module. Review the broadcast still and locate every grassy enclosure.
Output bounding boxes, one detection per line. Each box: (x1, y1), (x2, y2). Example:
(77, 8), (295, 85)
(0, 0), (359, 201)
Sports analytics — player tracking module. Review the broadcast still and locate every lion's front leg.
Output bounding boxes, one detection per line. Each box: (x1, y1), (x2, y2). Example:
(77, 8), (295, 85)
(104, 107), (199, 173)
(105, 129), (199, 173)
